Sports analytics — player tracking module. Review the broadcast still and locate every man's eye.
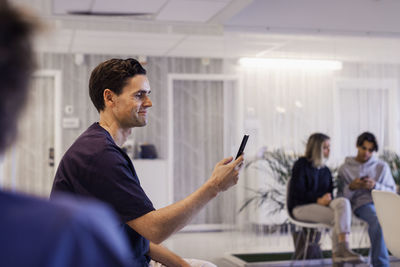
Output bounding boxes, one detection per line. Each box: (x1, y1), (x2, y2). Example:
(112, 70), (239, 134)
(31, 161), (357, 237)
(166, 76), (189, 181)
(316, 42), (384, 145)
(135, 91), (150, 98)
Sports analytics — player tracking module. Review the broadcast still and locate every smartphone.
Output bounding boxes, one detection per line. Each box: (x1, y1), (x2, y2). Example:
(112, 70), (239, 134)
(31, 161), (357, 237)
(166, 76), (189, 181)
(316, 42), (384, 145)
(235, 134), (249, 160)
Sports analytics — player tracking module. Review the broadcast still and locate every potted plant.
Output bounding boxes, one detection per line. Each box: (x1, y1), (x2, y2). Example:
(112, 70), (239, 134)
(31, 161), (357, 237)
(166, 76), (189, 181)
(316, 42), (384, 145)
(239, 149), (297, 219)
(240, 148), (338, 259)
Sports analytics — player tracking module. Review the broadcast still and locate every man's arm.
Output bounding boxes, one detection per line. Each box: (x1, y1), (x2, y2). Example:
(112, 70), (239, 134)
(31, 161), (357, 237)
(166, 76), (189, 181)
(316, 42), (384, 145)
(336, 167), (355, 199)
(127, 156), (243, 244)
(374, 162), (396, 192)
(147, 242), (190, 267)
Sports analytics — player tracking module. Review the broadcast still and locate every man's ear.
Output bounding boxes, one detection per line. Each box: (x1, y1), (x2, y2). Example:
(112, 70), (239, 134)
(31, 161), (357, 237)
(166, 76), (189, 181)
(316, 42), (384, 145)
(103, 89), (114, 107)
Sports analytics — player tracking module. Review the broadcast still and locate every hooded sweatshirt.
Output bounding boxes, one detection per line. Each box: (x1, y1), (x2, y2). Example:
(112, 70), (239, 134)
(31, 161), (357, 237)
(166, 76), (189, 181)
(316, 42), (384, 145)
(337, 155), (396, 211)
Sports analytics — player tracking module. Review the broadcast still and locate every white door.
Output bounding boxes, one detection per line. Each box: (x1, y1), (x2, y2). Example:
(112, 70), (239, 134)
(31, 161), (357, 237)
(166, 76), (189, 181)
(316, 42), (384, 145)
(168, 75), (241, 226)
(1, 74), (59, 197)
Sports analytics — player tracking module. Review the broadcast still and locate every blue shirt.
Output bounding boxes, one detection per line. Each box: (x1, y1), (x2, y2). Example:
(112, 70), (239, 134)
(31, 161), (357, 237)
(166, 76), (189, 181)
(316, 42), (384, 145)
(51, 123), (155, 265)
(0, 190), (131, 267)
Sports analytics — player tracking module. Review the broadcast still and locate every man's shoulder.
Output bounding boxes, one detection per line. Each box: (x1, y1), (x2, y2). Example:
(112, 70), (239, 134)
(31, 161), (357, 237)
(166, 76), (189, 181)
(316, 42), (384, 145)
(0, 190), (131, 267)
(338, 156), (355, 170)
(72, 123), (112, 148)
(1, 190), (127, 247)
(374, 158), (388, 168)
(65, 123), (121, 160)
(1, 190), (115, 226)
(337, 163), (346, 172)
(337, 161), (354, 179)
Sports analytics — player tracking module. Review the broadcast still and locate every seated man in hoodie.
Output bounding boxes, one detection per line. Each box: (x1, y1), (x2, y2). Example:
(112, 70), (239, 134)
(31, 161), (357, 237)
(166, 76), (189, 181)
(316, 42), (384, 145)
(338, 132), (396, 267)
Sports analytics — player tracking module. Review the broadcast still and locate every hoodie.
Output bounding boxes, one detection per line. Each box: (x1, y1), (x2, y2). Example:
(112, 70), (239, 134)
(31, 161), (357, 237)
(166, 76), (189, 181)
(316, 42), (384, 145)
(337, 156), (396, 211)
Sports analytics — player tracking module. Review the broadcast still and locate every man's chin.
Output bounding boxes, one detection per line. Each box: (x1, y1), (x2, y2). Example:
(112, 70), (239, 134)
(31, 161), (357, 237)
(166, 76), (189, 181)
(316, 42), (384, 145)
(361, 156), (371, 163)
(133, 120), (147, 127)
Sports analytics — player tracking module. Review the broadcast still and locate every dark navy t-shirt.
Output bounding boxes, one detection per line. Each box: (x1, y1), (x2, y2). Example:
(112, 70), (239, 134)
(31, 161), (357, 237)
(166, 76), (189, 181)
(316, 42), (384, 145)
(51, 123), (155, 265)
(0, 191), (131, 267)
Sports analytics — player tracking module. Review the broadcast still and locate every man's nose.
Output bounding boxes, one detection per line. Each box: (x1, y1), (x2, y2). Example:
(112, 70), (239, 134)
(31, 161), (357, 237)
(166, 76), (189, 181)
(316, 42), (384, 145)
(144, 96), (152, 107)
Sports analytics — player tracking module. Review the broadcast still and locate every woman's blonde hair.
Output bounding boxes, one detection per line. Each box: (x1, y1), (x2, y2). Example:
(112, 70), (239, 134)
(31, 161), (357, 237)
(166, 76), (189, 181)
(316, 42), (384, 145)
(305, 133), (330, 167)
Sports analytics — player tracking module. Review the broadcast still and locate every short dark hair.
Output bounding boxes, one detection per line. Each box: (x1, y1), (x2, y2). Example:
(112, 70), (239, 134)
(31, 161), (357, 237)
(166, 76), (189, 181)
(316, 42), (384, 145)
(0, 2), (37, 153)
(356, 132), (378, 152)
(89, 58), (147, 112)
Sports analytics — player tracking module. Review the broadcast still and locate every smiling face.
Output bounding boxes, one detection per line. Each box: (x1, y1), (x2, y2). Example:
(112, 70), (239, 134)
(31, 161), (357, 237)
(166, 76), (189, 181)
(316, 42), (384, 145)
(110, 74), (152, 129)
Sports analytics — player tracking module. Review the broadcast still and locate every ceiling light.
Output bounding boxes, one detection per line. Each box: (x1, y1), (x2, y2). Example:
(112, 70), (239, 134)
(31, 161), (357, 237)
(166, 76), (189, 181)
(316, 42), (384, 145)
(239, 58), (342, 70)
(276, 106), (286, 113)
(295, 100), (303, 108)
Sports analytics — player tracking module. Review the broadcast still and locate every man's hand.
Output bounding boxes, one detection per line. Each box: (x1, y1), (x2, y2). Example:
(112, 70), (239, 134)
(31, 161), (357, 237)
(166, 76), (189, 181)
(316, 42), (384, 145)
(349, 178), (364, 190)
(207, 155), (244, 194)
(349, 177), (375, 190)
(148, 242), (191, 267)
(362, 177), (376, 190)
(317, 193), (332, 206)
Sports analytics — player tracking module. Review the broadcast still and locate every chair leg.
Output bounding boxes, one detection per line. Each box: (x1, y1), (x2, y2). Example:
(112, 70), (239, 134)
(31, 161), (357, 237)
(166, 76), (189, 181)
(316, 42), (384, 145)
(291, 228), (310, 267)
(291, 227), (326, 266)
(310, 229), (324, 265)
(291, 228), (302, 267)
(303, 228), (311, 262)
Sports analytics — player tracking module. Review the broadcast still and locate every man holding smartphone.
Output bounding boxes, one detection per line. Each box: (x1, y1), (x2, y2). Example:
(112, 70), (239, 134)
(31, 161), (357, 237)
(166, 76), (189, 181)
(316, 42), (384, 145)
(338, 132), (396, 267)
(51, 58), (244, 266)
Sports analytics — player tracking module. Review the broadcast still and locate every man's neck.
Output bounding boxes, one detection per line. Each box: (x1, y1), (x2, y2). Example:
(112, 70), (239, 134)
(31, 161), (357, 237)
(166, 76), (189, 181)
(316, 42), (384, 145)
(355, 155), (369, 164)
(99, 113), (131, 147)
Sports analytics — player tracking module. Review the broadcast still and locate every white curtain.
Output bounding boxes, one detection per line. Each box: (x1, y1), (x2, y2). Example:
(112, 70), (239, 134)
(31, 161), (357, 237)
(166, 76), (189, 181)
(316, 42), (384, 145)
(238, 62), (400, 227)
(337, 87), (389, 158)
(239, 63), (400, 166)
(240, 66), (336, 156)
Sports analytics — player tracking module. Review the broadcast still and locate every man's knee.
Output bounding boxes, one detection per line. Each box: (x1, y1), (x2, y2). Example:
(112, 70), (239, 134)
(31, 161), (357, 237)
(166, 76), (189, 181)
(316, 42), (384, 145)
(356, 204), (380, 226)
(332, 197), (351, 210)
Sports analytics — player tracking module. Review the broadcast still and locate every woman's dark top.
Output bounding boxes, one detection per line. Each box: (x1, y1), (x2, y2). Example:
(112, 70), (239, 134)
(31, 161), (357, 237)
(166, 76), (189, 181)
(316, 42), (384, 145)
(288, 157), (333, 214)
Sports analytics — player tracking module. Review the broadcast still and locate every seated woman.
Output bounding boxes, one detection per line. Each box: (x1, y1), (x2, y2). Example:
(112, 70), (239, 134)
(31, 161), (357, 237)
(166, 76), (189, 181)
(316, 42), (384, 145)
(288, 133), (363, 264)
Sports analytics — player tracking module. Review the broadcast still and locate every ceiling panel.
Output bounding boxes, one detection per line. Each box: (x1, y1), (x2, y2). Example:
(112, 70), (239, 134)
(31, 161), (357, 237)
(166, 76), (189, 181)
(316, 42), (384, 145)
(53, 0), (91, 14)
(92, 0), (167, 14)
(34, 29), (74, 53)
(156, 0), (231, 22)
(53, 0), (167, 15)
(167, 33), (286, 58)
(225, 0), (400, 35)
(70, 30), (185, 55)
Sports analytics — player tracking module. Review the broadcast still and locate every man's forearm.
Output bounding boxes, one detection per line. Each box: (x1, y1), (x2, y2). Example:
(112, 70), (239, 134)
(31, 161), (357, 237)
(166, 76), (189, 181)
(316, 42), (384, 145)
(128, 156), (242, 244)
(148, 242), (189, 267)
(128, 181), (218, 244)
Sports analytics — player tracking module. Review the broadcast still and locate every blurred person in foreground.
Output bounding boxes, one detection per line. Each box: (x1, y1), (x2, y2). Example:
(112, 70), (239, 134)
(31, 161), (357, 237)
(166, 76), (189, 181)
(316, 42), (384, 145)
(288, 133), (363, 264)
(0, 1), (132, 266)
